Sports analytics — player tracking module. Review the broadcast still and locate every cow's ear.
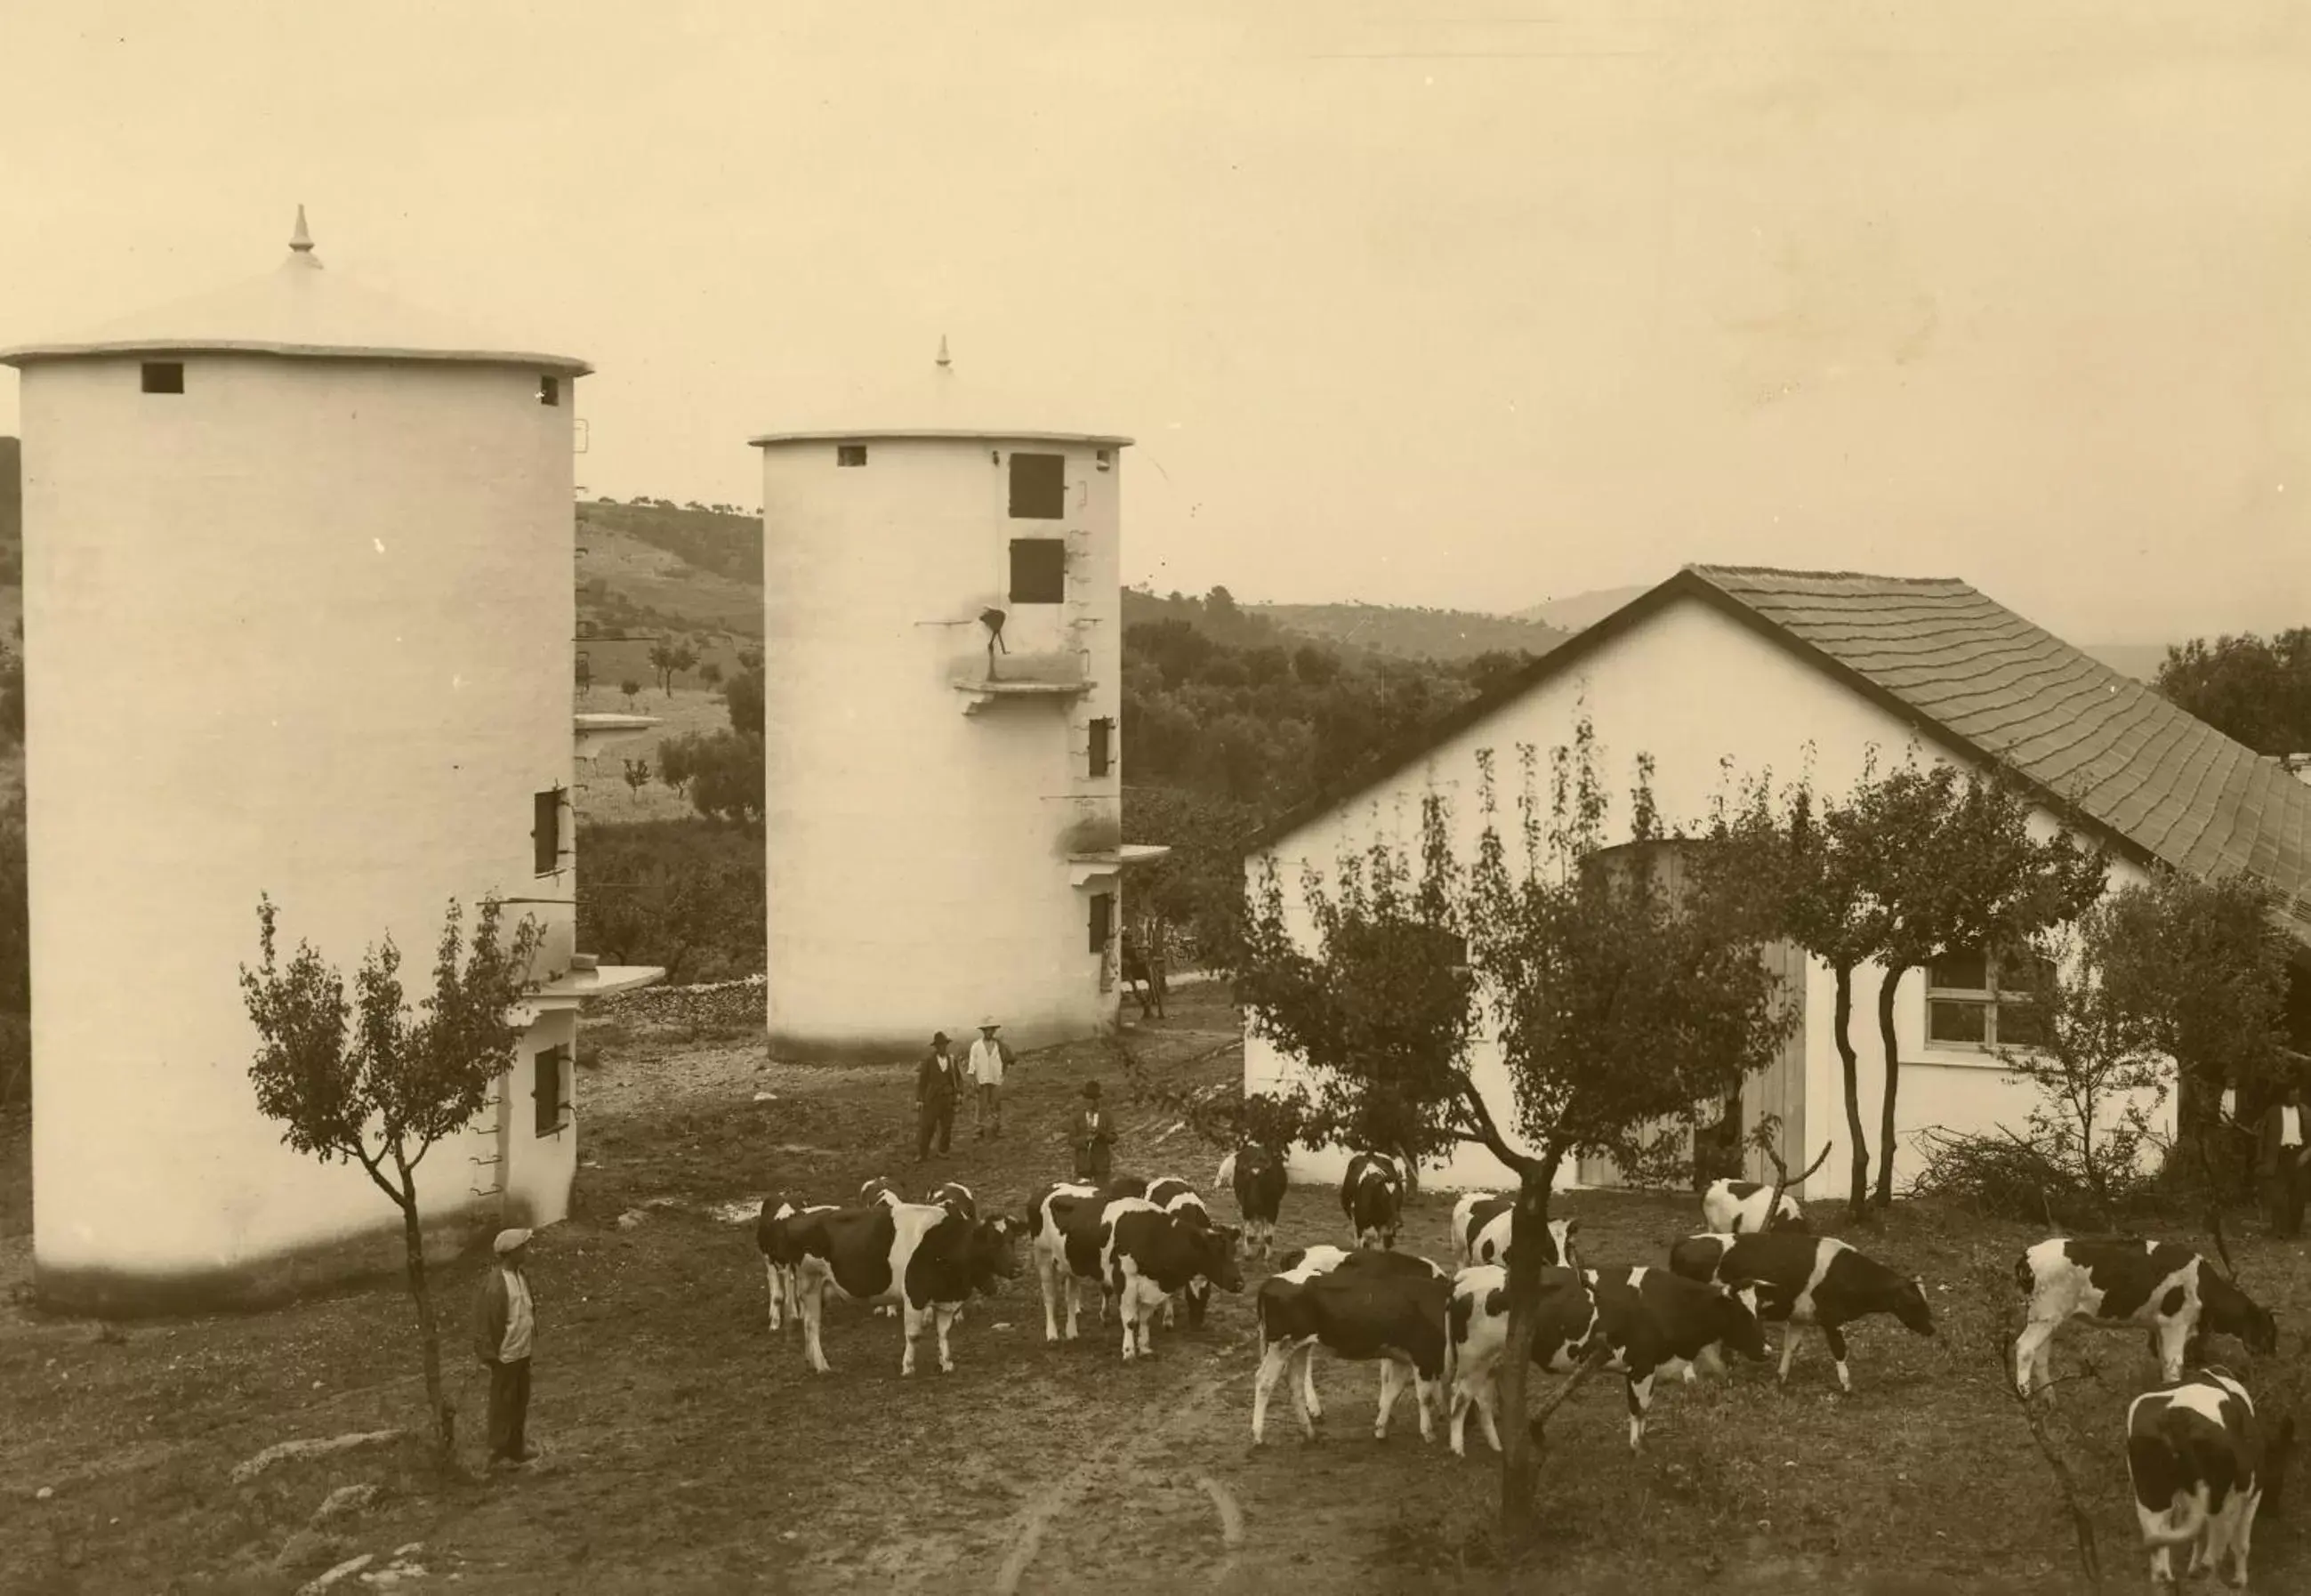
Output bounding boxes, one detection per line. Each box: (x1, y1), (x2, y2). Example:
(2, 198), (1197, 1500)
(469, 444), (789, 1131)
(1565, 1219), (1582, 1236)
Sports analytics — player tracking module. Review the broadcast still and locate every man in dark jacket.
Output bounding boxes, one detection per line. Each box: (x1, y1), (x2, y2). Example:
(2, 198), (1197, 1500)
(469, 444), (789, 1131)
(916, 1031), (961, 1163)
(1073, 1081), (1115, 1183)
(473, 1227), (536, 1468)
(2257, 1078), (2310, 1238)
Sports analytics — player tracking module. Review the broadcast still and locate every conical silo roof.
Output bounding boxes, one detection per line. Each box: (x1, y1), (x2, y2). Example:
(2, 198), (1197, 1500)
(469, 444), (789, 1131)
(0, 207), (590, 375)
(749, 337), (1130, 447)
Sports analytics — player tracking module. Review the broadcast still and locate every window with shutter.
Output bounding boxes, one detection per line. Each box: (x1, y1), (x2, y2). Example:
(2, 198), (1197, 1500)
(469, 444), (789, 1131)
(1089, 717), (1113, 778)
(1090, 891), (1114, 954)
(533, 1044), (568, 1138)
(533, 789), (561, 875)
(1009, 539), (1067, 604)
(1009, 452), (1066, 518)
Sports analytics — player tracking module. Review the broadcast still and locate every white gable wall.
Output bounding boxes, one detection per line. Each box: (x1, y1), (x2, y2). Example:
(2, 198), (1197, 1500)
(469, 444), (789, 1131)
(1243, 590), (2169, 1203)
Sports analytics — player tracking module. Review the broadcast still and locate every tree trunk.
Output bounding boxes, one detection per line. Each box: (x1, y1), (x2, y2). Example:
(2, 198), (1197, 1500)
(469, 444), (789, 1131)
(1872, 964), (1909, 1207)
(1834, 965), (1870, 1221)
(395, 1169), (455, 1459)
(1495, 1155), (1561, 1539)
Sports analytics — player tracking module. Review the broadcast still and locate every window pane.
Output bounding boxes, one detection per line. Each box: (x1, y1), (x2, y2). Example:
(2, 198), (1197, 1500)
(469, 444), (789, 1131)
(1928, 999), (1988, 1044)
(1997, 1001), (2049, 1049)
(1009, 452), (1067, 518)
(533, 790), (560, 875)
(1998, 948), (2057, 1001)
(1928, 947), (1989, 992)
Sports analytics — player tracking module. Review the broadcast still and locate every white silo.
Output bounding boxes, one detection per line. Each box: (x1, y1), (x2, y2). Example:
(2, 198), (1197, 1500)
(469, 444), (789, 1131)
(2, 210), (661, 1313)
(752, 343), (1167, 1060)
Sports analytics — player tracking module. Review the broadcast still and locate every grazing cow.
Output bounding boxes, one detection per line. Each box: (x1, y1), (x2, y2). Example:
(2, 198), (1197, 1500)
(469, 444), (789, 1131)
(1217, 1145), (1287, 1261)
(858, 1178), (907, 1316)
(1252, 1245), (1453, 1444)
(1341, 1151), (1407, 1250)
(1668, 1231), (1934, 1392)
(754, 1195), (835, 1332)
(1147, 1176), (1220, 1329)
(1028, 1180), (1102, 1342)
(2013, 1237), (2280, 1398)
(1699, 1178), (1808, 1236)
(1449, 1191), (1580, 1272)
(2126, 1367), (2294, 1591)
(788, 1201), (1021, 1375)
(1445, 1263), (1767, 1455)
(1102, 1199), (1245, 1360)
(924, 1181), (977, 1221)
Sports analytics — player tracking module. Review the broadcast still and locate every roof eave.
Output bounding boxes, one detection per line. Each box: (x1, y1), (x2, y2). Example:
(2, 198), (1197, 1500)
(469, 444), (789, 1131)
(0, 340), (593, 376)
(749, 429), (1133, 448)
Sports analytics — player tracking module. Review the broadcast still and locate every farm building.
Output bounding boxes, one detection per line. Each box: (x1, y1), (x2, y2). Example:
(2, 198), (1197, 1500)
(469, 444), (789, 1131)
(1, 210), (664, 1312)
(1243, 564), (2311, 1200)
(750, 342), (1165, 1059)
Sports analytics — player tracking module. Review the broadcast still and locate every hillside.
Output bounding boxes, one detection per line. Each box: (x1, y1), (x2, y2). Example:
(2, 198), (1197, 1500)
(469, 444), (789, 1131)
(1252, 601), (1566, 663)
(1514, 583), (1653, 632)
(0, 438), (17, 548)
(576, 510), (762, 640)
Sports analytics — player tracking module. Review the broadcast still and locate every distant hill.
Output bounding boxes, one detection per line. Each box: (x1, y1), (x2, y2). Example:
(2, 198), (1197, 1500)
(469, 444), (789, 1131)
(0, 438), (18, 549)
(1252, 601), (1566, 664)
(576, 499), (762, 641)
(1513, 584), (1654, 633)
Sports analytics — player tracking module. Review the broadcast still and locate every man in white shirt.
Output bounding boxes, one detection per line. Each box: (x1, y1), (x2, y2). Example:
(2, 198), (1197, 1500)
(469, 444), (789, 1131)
(473, 1228), (537, 1466)
(968, 1019), (1012, 1141)
(2257, 1081), (2309, 1239)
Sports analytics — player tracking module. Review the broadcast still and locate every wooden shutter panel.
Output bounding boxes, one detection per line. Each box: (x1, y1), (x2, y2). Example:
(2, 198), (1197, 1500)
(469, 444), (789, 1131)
(1090, 892), (1114, 954)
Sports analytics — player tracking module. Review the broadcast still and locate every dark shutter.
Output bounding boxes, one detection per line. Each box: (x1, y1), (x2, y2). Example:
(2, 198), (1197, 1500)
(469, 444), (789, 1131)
(1089, 717), (1112, 778)
(1090, 892), (1114, 954)
(141, 361), (184, 394)
(533, 790), (560, 875)
(837, 444), (867, 467)
(1010, 539), (1067, 603)
(533, 1046), (565, 1138)
(1009, 452), (1066, 518)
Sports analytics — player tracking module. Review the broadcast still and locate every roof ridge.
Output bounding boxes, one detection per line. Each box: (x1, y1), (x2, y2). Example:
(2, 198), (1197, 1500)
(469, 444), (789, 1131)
(1686, 563), (1969, 585)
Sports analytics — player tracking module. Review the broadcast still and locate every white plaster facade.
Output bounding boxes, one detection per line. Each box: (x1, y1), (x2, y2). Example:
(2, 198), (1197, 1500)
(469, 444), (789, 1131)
(751, 354), (1160, 1058)
(4, 215), (659, 1310)
(1244, 584), (2171, 1202)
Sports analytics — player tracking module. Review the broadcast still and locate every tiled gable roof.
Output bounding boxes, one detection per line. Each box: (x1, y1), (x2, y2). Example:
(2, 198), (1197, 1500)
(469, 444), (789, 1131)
(1247, 563), (2311, 950)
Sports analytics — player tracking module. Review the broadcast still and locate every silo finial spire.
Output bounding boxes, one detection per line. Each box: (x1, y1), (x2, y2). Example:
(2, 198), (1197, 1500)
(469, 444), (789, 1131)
(289, 206), (314, 254)
(936, 335), (952, 371)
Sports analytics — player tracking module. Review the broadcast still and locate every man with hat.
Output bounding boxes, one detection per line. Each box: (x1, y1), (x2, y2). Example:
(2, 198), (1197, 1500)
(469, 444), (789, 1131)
(915, 1030), (962, 1163)
(1073, 1080), (1115, 1183)
(2256, 1076), (2311, 1239)
(473, 1227), (538, 1468)
(968, 1018), (1013, 1141)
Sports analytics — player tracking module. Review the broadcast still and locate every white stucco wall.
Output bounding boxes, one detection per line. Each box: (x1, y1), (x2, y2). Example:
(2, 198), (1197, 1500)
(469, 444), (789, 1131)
(22, 352), (583, 1295)
(1244, 590), (2172, 1202)
(759, 436), (1125, 1057)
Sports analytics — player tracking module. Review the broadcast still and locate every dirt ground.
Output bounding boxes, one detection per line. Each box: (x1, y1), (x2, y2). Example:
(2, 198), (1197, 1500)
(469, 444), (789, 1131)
(4, 987), (2310, 1593)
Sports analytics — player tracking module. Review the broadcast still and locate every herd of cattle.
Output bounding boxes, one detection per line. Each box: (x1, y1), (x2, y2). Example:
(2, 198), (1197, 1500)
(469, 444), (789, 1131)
(755, 1148), (2298, 1590)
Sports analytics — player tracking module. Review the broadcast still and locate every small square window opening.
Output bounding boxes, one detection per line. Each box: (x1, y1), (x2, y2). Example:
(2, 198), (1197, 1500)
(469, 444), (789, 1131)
(1089, 717), (1113, 778)
(837, 444), (868, 467)
(141, 361), (184, 394)
(1009, 452), (1066, 518)
(538, 375), (560, 407)
(1010, 538), (1067, 604)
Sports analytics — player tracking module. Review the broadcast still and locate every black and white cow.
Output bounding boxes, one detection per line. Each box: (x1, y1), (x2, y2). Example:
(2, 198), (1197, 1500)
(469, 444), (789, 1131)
(1341, 1151), (1407, 1250)
(1668, 1230), (1934, 1392)
(1028, 1180), (1103, 1342)
(2014, 1237), (2280, 1398)
(1217, 1144), (1287, 1261)
(1448, 1191), (1580, 1272)
(1147, 1176), (1220, 1329)
(1445, 1263), (1767, 1455)
(787, 1201), (1022, 1375)
(858, 1178), (907, 1317)
(754, 1194), (836, 1332)
(924, 1181), (977, 1221)
(2126, 1366), (2294, 1590)
(1252, 1244), (1454, 1444)
(1699, 1177), (1808, 1236)
(1101, 1197), (1245, 1361)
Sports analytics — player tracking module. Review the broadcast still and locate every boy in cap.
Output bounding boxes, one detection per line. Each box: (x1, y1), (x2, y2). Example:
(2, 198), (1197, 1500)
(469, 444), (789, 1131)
(916, 1031), (961, 1163)
(968, 1018), (1012, 1140)
(474, 1227), (537, 1467)
(1073, 1080), (1115, 1183)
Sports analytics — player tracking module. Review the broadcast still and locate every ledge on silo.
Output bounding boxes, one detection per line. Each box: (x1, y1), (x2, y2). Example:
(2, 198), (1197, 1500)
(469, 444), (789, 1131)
(31, 1198), (517, 1319)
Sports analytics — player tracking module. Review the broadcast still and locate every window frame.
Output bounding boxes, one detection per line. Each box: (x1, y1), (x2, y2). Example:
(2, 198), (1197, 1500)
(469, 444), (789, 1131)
(1925, 943), (2052, 1052)
(538, 375), (561, 407)
(836, 444), (867, 467)
(532, 1044), (572, 1139)
(141, 361), (185, 395)
(1090, 891), (1115, 955)
(1009, 537), (1067, 604)
(533, 786), (565, 877)
(1088, 716), (1114, 778)
(1008, 451), (1067, 519)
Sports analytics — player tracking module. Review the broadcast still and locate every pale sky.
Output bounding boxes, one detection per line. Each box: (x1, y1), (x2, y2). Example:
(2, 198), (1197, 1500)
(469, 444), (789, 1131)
(4, 1), (2308, 644)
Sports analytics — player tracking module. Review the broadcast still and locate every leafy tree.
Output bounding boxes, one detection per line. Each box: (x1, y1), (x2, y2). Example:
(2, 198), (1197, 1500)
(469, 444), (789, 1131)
(239, 895), (545, 1458)
(576, 819), (765, 983)
(723, 666), (765, 739)
(646, 641), (698, 697)
(659, 730), (764, 825)
(622, 758), (651, 802)
(2154, 629), (2311, 754)
(1238, 713), (1794, 1532)
(698, 661), (723, 691)
(620, 679), (641, 711)
(1849, 762), (2107, 1206)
